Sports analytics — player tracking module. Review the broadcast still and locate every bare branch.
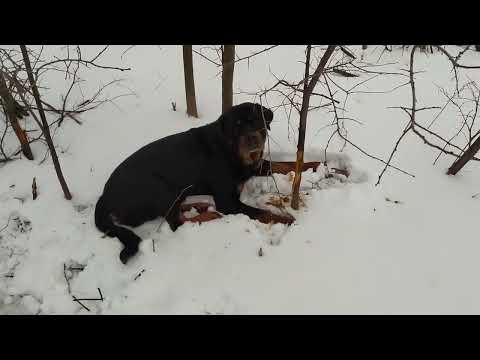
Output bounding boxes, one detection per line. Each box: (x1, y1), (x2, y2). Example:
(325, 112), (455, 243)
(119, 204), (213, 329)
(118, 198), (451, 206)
(434, 45), (480, 69)
(234, 45), (279, 65)
(324, 74), (415, 180)
(192, 48), (221, 66)
(121, 45), (136, 59)
(35, 45), (131, 76)
(375, 121), (412, 186)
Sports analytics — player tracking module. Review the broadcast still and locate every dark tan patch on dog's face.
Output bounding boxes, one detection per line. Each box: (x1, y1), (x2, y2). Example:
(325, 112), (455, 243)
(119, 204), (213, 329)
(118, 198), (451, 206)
(237, 128), (267, 168)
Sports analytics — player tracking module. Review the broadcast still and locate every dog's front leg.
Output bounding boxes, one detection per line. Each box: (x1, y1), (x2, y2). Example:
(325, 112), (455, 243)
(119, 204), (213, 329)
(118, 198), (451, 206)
(256, 160), (322, 176)
(214, 189), (295, 226)
(237, 202), (295, 225)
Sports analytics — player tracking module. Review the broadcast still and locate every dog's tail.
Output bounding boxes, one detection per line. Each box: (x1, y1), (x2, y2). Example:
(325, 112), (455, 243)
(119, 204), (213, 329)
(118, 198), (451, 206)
(95, 195), (142, 264)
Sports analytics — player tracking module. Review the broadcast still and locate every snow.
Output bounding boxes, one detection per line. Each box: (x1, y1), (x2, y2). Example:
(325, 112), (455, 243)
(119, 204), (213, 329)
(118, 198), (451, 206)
(1, 45), (480, 314)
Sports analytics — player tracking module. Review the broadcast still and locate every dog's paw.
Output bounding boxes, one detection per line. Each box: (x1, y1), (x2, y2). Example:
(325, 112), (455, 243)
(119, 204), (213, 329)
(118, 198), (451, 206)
(258, 211), (295, 226)
(274, 212), (295, 225)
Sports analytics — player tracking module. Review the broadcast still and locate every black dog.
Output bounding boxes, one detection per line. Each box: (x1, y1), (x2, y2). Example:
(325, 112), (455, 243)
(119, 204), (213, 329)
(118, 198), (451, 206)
(95, 102), (295, 264)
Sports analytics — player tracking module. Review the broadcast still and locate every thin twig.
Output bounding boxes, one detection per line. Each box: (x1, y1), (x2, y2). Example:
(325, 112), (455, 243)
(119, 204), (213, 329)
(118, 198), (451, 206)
(0, 214), (13, 233)
(192, 49), (221, 66)
(154, 184), (194, 252)
(121, 45), (136, 59)
(35, 53), (130, 76)
(376, 121), (412, 186)
(434, 45), (480, 69)
(134, 269), (146, 281)
(72, 296), (90, 312)
(324, 75), (415, 180)
(63, 263), (72, 295)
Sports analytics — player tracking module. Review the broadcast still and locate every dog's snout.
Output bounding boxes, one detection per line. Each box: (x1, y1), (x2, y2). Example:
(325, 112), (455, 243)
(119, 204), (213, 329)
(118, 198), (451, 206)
(247, 132), (265, 149)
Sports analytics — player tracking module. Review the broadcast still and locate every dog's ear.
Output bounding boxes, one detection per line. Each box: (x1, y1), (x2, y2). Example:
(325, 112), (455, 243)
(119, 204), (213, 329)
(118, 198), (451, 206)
(261, 107), (273, 130)
(253, 104), (273, 130)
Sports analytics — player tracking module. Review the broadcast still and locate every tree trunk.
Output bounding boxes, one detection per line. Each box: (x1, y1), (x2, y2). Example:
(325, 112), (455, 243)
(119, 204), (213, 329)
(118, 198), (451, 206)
(291, 45), (312, 211)
(0, 71), (34, 160)
(447, 136), (480, 175)
(182, 45), (198, 118)
(20, 45), (72, 200)
(222, 45), (235, 113)
(291, 45), (337, 210)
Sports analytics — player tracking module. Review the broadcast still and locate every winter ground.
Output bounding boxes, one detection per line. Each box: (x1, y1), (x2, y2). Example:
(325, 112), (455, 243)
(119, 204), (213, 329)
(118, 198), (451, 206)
(1, 45), (480, 314)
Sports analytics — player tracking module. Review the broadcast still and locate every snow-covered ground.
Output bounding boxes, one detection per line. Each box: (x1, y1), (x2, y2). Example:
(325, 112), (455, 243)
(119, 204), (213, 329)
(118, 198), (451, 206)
(1, 45), (480, 314)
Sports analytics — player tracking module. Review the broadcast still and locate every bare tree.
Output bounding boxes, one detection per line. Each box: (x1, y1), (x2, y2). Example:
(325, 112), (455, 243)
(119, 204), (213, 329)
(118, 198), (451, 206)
(0, 45), (133, 193)
(291, 45), (336, 209)
(239, 45), (415, 200)
(182, 45), (198, 118)
(20, 45), (73, 200)
(376, 45), (480, 182)
(191, 45), (279, 113)
(222, 45), (235, 113)
(0, 71), (34, 160)
(444, 80), (480, 175)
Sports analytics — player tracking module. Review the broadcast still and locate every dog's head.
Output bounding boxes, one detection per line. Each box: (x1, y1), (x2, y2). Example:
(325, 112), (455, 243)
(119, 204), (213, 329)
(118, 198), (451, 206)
(218, 102), (273, 169)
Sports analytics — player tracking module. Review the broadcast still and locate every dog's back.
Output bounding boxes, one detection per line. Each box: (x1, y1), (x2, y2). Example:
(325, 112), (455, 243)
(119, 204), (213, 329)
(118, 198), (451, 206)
(95, 122), (227, 264)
